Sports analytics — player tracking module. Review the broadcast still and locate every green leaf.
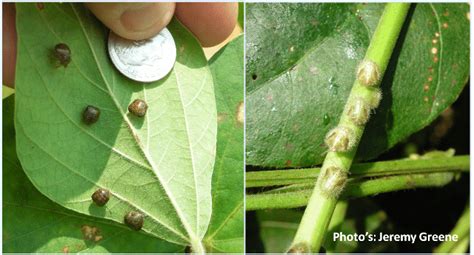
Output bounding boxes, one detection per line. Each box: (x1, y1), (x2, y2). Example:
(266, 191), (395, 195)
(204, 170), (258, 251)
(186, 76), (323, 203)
(257, 209), (302, 253)
(238, 2), (244, 28)
(14, 3), (216, 247)
(246, 3), (469, 167)
(3, 96), (183, 253)
(6, 34), (244, 253)
(205, 35), (244, 252)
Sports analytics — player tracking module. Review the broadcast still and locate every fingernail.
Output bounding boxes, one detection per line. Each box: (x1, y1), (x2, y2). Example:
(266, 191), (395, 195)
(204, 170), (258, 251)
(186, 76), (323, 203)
(120, 3), (172, 32)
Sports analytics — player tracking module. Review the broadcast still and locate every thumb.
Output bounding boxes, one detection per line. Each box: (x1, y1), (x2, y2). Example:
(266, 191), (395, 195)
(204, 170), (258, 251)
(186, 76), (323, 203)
(86, 3), (175, 40)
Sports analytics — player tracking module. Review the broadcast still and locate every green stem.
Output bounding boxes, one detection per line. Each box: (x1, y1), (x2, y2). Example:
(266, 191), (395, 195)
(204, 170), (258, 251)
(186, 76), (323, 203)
(246, 155), (469, 188)
(290, 4), (410, 252)
(247, 172), (455, 211)
(324, 201), (349, 253)
(450, 237), (470, 253)
(434, 203), (470, 253)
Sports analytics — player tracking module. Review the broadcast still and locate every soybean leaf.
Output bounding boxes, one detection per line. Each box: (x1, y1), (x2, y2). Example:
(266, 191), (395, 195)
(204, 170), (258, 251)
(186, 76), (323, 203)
(5, 36), (244, 253)
(204, 35), (244, 252)
(256, 209), (302, 253)
(3, 96), (183, 253)
(15, 3), (216, 247)
(246, 3), (469, 167)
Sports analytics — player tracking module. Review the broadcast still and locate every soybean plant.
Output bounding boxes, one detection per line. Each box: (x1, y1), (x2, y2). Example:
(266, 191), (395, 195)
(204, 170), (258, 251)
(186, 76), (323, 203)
(289, 3), (411, 252)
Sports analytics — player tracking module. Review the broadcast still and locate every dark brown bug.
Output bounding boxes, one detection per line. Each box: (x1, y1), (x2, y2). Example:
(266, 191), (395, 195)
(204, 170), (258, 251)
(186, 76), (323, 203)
(124, 211), (144, 230)
(54, 43), (71, 67)
(128, 99), (148, 117)
(91, 188), (110, 206)
(82, 105), (100, 125)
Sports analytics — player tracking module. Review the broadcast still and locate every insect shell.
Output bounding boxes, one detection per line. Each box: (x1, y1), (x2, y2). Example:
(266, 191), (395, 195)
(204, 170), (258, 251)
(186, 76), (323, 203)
(317, 166), (348, 198)
(91, 188), (110, 206)
(82, 105), (100, 125)
(357, 60), (380, 87)
(54, 43), (71, 67)
(124, 211), (144, 231)
(324, 126), (355, 152)
(368, 88), (382, 109)
(347, 97), (371, 125)
(128, 99), (148, 117)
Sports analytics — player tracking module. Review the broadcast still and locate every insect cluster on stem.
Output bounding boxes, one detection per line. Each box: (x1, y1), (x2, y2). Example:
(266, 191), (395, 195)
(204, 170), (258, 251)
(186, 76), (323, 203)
(324, 59), (383, 152)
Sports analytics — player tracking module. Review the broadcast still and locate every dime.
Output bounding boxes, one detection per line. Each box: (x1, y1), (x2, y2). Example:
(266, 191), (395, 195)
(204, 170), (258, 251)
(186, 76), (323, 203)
(108, 28), (176, 83)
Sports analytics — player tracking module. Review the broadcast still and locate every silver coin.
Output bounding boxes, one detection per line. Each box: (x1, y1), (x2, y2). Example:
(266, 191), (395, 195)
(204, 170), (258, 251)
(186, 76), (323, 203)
(108, 28), (176, 83)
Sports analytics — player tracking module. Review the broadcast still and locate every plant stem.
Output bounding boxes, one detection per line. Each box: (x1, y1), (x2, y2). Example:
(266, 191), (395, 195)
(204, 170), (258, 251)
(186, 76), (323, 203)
(246, 155), (469, 188)
(190, 238), (206, 254)
(290, 4), (410, 252)
(246, 172), (455, 211)
(324, 201), (348, 252)
(434, 203), (470, 253)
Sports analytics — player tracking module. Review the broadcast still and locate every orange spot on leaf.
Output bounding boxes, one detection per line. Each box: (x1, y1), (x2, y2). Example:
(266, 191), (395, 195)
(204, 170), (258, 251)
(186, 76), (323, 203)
(424, 84), (430, 92)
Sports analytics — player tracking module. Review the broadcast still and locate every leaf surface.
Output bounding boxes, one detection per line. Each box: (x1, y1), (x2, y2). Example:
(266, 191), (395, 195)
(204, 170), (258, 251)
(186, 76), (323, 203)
(246, 3), (469, 167)
(15, 3), (216, 246)
(204, 35), (245, 252)
(3, 96), (183, 253)
(5, 35), (244, 253)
